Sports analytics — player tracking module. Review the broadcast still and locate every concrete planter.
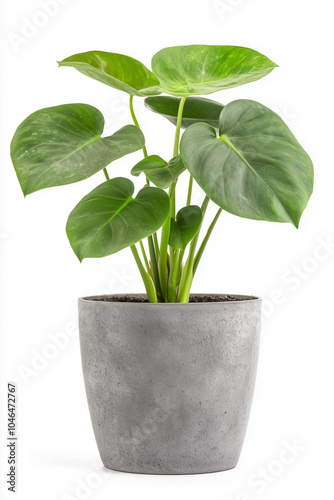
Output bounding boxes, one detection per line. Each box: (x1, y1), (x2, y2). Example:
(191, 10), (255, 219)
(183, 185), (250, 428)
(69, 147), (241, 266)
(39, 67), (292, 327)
(78, 294), (261, 474)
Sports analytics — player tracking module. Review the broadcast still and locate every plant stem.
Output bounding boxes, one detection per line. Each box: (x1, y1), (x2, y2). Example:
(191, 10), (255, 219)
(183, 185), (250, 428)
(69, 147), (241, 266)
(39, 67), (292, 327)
(139, 240), (150, 275)
(168, 98), (186, 256)
(129, 95), (148, 159)
(130, 245), (157, 302)
(129, 94), (163, 300)
(147, 235), (163, 302)
(178, 195), (210, 303)
(103, 168), (110, 180)
(193, 207), (222, 276)
(147, 238), (159, 292)
(164, 96), (187, 288)
(173, 96), (187, 157)
(159, 183), (175, 301)
(168, 249), (183, 302)
(186, 174), (193, 205)
(153, 232), (160, 261)
(159, 236), (169, 301)
(169, 180), (177, 271)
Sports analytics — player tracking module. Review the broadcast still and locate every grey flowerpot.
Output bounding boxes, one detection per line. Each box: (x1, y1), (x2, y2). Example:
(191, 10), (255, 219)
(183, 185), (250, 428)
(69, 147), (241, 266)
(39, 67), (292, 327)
(78, 294), (261, 475)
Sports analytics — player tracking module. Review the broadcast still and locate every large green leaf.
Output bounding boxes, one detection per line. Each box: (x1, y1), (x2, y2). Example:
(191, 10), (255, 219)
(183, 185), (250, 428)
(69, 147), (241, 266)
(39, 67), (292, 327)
(66, 178), (170, 261)
(180, 99), (313, 227)
(144, 96), (224, 129)
(10, 104), (145, 195)
(151, 45), (278, 97)
(169, 206), (202, 250)
(58, 51), (161, 97)
(131, 155), (185, 189)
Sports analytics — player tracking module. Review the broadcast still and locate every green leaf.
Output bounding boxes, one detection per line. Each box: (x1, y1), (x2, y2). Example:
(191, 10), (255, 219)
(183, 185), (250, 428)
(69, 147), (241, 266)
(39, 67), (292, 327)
(131, 155), (186, 189)
(169, 206), (203, 250)
(144, 96), (224, 129)
(180, 99), (313, 227)
(151, 45), (278, 97)
(58, 50), (161, 97)
(66, 178), (170, 261)
(10, 104), (144, 195)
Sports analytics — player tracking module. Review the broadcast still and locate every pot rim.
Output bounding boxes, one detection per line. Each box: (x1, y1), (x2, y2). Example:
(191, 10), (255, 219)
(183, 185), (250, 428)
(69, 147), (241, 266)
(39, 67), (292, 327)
(79, 293), (261, 305)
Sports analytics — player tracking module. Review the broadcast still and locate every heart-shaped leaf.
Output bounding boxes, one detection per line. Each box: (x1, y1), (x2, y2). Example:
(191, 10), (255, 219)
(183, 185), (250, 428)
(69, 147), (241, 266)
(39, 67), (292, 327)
(58, 51), (161, 97)
(10, 104), (145, 195)
(144, 96), (224, 129)
(180, 99), (313, 227)
(169, 206), (203, 250)
(66, 177), (170, 261)
(151, 45), (278, 97)
(131, 155), (186, 189)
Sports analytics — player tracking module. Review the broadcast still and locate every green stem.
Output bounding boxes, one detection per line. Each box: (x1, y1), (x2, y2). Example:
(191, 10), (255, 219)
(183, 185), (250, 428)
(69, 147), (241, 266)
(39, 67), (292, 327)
(129, 94), (164, 299)
(193, 208), (222, 276)
(168, 249), (183, 302)
(129, 95), (148, 159)
(171, 97), (186, 253)
(139, 240), (150, 275)
(165, 97), (187, 286)
(170, 180), (177, 220)
(148, 235), (163, 302)
(173, 96), (187, 157)
(103, 168), (110, 180)
(159, 235), (169, 301)
(159, 183), (175, 301)
(178, 195), (210, 302)
(186, 174), (193, 205)
(169, 180), (177, 271)
(130, 245), (157, 302)
(153, 232), (160, 261)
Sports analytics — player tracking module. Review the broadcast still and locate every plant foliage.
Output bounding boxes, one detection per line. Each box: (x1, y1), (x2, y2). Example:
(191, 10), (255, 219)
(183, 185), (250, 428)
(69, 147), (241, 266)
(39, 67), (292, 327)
(10, 45), (313, 302)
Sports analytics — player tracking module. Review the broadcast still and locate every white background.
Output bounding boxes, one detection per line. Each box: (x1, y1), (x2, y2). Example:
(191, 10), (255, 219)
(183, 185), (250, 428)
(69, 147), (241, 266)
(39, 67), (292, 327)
(1, 0), (334, 499)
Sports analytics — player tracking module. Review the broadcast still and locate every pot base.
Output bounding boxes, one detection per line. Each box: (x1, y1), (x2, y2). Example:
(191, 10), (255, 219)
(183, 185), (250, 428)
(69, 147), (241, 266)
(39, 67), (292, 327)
(101, 463), (237, 475)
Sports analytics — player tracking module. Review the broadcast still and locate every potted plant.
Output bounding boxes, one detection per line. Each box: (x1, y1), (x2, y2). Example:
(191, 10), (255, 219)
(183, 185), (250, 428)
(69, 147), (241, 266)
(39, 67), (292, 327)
(10, 45), (313, 474)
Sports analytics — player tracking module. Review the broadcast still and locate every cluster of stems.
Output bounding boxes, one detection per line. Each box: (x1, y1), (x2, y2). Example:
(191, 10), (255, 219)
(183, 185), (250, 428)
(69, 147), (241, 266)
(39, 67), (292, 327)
(105, 95), (222, 303)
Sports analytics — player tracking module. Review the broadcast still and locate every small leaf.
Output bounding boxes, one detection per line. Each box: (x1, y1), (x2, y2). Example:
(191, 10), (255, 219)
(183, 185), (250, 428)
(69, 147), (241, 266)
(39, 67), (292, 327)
(66, 178), (170, 261)
(169, 206), (202, 250)
(167, 156), (186, 178)
(151, 45), (278, 96)
(131, 155), (186, 189)
(10, 104), (145, 195)
(145, 95), (224, 129)
(58, 50), (161, 97)
(180, 99), (314, 227)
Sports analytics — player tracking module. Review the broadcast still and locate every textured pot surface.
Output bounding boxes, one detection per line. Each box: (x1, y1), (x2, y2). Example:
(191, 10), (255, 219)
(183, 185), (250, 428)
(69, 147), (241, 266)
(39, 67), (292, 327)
(79, 294), (261, 474)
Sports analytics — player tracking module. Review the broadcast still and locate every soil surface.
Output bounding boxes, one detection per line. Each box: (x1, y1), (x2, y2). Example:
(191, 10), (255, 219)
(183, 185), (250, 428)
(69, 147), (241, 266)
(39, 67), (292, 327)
(87, 295), (255, 303)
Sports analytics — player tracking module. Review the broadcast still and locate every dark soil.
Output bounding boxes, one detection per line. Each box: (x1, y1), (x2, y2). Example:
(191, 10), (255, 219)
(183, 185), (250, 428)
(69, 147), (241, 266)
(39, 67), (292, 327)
(189, 295), (250, 302)
(86, 294), (255, 303)
(90, 295), (148, 302)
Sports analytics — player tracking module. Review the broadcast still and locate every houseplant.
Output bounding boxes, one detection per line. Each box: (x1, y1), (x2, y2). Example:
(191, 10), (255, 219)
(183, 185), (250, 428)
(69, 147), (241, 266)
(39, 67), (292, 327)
(10, 45), (313, 474)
